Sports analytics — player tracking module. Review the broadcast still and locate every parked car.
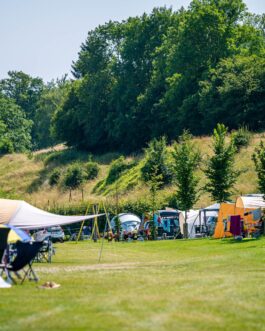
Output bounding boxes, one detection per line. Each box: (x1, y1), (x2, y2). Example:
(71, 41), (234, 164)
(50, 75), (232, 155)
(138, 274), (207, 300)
(34, 226), (65, 243)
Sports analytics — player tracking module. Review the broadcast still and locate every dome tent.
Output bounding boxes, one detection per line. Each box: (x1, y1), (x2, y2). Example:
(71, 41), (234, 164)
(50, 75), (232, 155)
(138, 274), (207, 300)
(0, 199), (103, 230)
(111, 213), (141, 233)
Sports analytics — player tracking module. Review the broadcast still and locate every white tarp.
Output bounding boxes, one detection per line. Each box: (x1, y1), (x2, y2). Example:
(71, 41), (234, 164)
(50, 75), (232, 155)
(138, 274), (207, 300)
(0, 199), (104, 230)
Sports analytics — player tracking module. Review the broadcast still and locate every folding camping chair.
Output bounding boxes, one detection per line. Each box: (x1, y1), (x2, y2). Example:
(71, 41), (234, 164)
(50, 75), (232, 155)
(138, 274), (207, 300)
(0, 228), (11, 264)
(35, 237), (55, 263)
(0, 241), (42, 284)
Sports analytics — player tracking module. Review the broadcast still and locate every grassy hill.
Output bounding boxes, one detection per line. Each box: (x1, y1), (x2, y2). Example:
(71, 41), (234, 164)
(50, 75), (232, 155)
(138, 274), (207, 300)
(0, 134), (264, 211)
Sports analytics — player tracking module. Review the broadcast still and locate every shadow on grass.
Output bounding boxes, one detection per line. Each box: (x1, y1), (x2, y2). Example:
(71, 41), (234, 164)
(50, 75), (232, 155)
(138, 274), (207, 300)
(221, 237), (261, 244)
(28, 149), (90, 193)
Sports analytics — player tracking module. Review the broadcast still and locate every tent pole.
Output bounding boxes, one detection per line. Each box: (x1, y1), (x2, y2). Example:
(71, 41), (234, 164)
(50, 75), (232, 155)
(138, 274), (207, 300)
(76, 203), (90, 243)
(91, 204), (100, 241)
(103, 203), (112, 235)
(98, 211), (108, 263)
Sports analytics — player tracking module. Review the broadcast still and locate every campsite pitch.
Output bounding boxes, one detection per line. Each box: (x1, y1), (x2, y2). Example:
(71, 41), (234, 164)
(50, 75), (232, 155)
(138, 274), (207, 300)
(0, 238), (265, 331)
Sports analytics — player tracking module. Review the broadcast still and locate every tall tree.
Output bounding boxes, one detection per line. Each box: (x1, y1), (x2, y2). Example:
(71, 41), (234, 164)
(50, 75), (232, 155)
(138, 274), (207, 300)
(172, 131), (201, 238)
(0, 71), (43, 148)
(35, 77), (70, 149)
(0, 96), (32, 153)
(204, 123), (238, 202)
(252, 141), (265, 197)
(147, 164), (163, 240)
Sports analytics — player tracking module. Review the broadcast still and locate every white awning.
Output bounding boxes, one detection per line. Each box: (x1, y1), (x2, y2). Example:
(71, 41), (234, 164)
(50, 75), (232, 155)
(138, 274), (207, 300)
(0, 199), (104, 230)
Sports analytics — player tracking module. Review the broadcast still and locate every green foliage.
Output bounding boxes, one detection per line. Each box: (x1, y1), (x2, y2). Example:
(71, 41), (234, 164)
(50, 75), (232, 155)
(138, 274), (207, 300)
(0, 2), (263, 154)
(172, 131), (201, 211)
(149, 219), (158, 240)
(63, 163), (86, 190)
(41, 148), (88, 166)
(0, 96), (32, 153)
(52, 1), (265, 153)
(114, 216), (122, 235)
(93, 160), (141, 196)
(199, 56), (265, 132)
(85, 161), (99, 180)
(204, 124), (238, 202)
(49, 168), (61, 186)
(106, 157), (129, 185)
(231, 126), (252, 152)
(141, 137), (172, 186)
(146, 164), (163, 219)
(34, 77), (71, 149)
(0, 71), (44, 149)
(252, 141), (265, 196)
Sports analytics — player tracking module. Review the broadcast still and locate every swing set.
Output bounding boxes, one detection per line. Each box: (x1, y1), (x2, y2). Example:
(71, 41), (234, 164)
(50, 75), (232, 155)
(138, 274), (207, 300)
(75, 202), (113, 243)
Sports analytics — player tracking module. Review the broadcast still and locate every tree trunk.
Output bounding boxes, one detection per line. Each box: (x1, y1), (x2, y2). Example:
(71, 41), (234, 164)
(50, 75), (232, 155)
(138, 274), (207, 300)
(183, 210), (188, 239)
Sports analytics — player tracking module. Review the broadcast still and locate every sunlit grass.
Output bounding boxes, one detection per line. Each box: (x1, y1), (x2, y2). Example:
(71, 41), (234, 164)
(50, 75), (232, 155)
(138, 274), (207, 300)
(0, 238), (265, 331)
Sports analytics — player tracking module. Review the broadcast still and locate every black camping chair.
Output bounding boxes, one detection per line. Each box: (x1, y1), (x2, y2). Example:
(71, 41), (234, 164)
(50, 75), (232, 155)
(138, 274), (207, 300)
(35, 237), (55, 263)
(0, 228), (11, 264)
(0, 241), (42, 284)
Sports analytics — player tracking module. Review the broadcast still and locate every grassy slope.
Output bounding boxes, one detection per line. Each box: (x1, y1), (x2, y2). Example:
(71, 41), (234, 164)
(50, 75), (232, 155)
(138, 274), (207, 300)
(0, 134), (264, 209)
(0, 238), (265, 331)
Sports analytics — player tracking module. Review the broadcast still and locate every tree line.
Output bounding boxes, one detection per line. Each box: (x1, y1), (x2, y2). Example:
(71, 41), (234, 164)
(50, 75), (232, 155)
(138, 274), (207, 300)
(0, 0), (264, 154)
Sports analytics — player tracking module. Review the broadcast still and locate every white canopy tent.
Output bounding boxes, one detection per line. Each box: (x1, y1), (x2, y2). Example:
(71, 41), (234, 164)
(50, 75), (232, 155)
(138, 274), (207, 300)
(179, 210), (200, 238)
(179, 207), (219, 239)
(0, 199), (104, 230)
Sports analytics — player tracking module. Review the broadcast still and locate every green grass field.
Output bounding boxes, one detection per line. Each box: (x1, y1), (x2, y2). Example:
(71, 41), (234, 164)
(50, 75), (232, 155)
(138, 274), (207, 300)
(1, 238), (265, 331)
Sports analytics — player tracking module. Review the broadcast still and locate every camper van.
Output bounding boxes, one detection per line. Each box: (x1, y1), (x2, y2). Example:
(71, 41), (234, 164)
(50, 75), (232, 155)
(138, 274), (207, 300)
(144, 210), (181, 239)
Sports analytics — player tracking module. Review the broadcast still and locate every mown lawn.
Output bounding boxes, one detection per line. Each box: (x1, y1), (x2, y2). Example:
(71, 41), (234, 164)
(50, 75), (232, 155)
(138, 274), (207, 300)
(0, 238), (265, 331)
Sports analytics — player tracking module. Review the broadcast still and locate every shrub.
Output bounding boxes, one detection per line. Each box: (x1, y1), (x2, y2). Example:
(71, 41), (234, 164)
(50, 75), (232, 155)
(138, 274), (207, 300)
(63, 163), (86, 191)
(49, 168), (61, 186)
(0, 138), (14, 154)
(231, 126), (252, 152)
(85, 162), (99, 180)
(106, 156), (128, 185)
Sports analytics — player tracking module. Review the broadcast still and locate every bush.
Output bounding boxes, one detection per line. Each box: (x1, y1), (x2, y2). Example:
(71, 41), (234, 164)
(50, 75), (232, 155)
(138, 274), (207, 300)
(232, 126), (252, 152)
(85, 162), (99, 180)
(49, 168), (61, 186)
(0, 138), (14, 154)
(106, 156), (128, 185)
(63, 163), (86, 190)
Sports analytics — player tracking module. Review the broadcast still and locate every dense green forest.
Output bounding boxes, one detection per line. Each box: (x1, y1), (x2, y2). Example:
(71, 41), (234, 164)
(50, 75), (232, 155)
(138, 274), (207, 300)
(0, 0), (264, 154)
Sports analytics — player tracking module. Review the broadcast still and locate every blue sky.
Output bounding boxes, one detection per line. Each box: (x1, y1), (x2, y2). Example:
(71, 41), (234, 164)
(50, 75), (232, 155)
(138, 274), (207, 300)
(0, 0), (264, 82)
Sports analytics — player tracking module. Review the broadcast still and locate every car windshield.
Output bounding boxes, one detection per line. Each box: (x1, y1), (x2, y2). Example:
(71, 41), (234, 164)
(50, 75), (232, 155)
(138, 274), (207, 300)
(159, 211), (178, 218)
(48, 227), (62, 233)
